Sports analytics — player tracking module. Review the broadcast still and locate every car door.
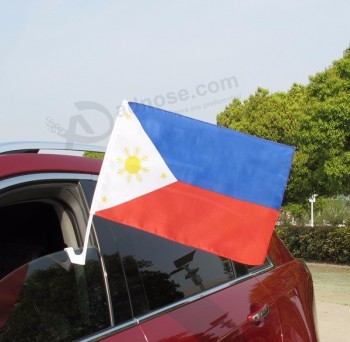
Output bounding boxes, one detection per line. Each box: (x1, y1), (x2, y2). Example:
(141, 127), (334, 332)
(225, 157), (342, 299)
(139, 276), (281, 341)
(0, 154), (148, 341)
(255, 233), (319, 342)
(0, 175), (113, 341)
(256, 260), (318, 342)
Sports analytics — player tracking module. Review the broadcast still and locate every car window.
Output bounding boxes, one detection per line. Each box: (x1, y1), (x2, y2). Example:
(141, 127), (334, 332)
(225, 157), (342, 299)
(0, 248), (109, 341)
(93, 216), (135, 325)
(0, 179), (112, 340)
(246, 259), (271, 273)
(0, 181), (93, 279)
(0, 202), (66, 279)
(233, 259), (271, 278)
(95, 219), (235, 313)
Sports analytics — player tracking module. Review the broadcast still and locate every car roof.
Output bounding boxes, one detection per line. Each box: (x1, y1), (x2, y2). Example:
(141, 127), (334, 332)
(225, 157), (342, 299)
(0, 153), (102, 179)
(0, 141), (103, 179)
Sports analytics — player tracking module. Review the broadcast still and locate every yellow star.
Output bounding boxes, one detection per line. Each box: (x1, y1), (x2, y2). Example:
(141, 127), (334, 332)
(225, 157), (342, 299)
(102, 196), (108, 203)
(161, 172), (167, 179)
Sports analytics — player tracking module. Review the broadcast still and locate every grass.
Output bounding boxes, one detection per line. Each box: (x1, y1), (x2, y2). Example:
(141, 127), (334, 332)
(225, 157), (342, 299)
(307, 263), (350, 306)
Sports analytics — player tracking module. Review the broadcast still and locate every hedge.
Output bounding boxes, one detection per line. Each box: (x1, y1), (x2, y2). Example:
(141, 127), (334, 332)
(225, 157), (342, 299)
(276, 226), (350, 264)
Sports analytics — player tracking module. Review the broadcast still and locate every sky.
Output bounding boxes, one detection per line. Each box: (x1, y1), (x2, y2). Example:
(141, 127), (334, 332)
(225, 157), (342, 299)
(0, 0), (349, 148)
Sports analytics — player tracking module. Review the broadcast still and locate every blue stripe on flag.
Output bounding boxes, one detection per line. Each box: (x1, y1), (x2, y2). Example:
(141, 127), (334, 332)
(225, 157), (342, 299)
(129, 102), (294, 210)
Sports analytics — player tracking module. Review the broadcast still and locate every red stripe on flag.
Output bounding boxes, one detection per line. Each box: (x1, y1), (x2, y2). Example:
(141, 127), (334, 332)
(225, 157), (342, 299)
(95, 182), (279, 265)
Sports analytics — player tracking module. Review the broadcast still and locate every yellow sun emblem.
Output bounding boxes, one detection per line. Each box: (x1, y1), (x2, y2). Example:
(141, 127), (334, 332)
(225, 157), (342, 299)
(117, 147), (149, 183)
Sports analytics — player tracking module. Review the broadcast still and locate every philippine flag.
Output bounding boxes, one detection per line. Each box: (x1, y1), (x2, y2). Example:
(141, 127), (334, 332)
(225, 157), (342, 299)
(91, 101), (294, 265)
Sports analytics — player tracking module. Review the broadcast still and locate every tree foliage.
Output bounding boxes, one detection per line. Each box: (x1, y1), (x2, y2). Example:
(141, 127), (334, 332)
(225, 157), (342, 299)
(84, 151), (104, 159)
(217, 47), (350, 204)
(276, 226), (350, 264)
(314, 195), (350, 226)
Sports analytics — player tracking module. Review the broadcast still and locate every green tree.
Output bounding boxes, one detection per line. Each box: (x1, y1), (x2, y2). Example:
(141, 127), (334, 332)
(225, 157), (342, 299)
(315, 195), (350, 226)
(217, 47), (350, 204)
(217, 84), (310, 203)
(84, 151), (104, 159)
(301, 48), (350, 195)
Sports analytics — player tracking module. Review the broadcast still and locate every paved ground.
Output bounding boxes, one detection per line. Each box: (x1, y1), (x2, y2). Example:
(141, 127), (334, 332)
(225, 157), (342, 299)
(307, 263), (350, 342)
(315, 302), (350, 342)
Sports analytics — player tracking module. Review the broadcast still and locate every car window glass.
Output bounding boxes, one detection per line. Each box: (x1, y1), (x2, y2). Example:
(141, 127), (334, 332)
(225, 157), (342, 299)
(0, 247), (110, 341)
(0, 202), (66, 279)
(246, 259), (271, 273)
(93, 216), (135, 325)
(111, 223), (235, 312)
(0, 181), (95, 279)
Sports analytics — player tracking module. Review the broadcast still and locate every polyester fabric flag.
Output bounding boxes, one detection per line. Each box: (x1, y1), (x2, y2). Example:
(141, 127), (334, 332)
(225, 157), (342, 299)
(92, 100), (295, 265)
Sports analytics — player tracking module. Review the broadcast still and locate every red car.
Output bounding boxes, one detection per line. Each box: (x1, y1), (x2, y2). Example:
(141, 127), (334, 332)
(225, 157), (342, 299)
(0, 142), (318, 341)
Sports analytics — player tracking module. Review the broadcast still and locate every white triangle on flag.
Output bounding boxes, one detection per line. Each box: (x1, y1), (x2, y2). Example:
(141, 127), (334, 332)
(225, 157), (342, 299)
(91, 100), (177, 214)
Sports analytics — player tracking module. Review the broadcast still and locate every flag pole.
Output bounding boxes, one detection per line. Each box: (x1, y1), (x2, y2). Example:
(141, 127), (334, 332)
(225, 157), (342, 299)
(64, 102), (124, 265)
(65, 213), (94, 265)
